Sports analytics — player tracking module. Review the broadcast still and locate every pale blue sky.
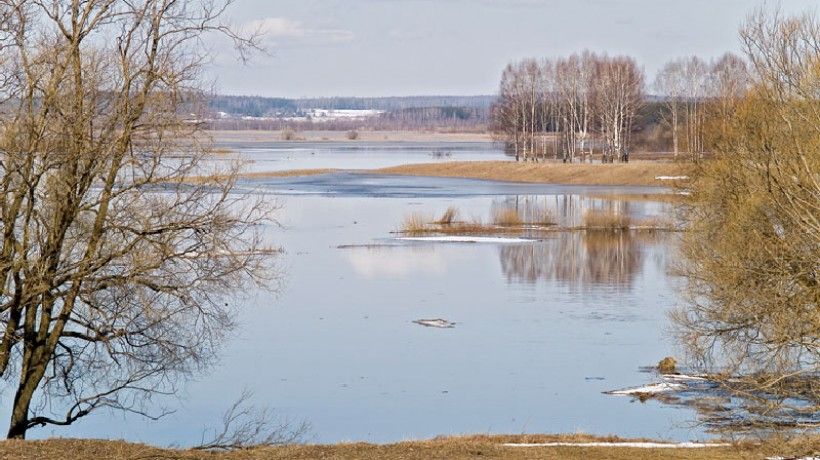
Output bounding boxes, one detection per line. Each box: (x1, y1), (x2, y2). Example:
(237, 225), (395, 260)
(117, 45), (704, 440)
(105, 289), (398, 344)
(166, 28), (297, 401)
(208, 0), (816, 97)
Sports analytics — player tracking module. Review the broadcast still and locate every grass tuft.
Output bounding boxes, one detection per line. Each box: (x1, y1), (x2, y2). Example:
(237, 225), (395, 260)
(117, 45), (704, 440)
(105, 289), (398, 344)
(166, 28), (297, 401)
(401, 212), (428, 235)
(583, 210), (631, 230)
(491, 208), (523, 227)
(435, 207), (459, 225)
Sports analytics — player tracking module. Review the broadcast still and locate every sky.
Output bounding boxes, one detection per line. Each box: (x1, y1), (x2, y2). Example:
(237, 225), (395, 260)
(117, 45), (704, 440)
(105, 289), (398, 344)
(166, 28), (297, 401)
(207, 0), (817, 98)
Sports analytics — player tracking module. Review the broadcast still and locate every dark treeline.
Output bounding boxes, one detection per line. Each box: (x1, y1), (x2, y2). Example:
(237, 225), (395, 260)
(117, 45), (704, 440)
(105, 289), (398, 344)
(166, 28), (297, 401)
(491, 51), (750, 163)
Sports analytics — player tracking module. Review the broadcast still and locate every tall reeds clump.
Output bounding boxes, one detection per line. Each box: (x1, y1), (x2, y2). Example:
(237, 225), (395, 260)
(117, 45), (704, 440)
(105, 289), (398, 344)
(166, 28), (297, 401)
(435, 207), (459, 225)
(491, 207), (523, 227)
(582, 210), (631, 230)
(401, 212), (428, 235)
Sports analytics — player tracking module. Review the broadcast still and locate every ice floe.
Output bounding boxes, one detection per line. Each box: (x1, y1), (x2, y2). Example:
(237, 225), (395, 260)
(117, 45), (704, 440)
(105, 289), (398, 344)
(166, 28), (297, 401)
(397, 236), (533, 244)
(413, 319), (455, 329)
(606, 381), (686, 395)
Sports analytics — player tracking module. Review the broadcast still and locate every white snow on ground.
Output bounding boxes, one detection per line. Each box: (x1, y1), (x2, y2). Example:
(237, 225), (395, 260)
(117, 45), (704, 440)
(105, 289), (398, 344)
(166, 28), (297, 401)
(503, 442), (731, 448)
(766, 457), (820, 460)
(655, 175), (690, 180)
(397, 236), (533, 244)
(607, 381), (685, 395)
(662, 373), (709, 382)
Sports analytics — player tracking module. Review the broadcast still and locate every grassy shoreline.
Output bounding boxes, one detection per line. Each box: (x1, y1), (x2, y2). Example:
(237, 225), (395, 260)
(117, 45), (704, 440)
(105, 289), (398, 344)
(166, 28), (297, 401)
(372, 161), (692, 187)
(228, 161), (693, 188)
(3, 434), (816, 459)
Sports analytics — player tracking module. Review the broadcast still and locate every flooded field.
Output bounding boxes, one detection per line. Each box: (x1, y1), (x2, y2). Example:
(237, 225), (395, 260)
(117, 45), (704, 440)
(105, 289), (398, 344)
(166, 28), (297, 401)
(211, 141), (506, 173)
(23, 145), (705, 446)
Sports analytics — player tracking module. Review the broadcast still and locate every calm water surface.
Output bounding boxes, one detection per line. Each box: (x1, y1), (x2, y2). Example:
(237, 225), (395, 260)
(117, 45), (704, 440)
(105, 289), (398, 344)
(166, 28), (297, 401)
(23, 145), (704, 446)
(213, 141), (505, 172)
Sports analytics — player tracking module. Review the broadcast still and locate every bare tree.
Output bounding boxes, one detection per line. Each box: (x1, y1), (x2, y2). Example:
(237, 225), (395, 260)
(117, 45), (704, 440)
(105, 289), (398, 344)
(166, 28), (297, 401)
(654, 59), (687, 157)
(0, 0), (271, 439)
(593, 55), (644, 162)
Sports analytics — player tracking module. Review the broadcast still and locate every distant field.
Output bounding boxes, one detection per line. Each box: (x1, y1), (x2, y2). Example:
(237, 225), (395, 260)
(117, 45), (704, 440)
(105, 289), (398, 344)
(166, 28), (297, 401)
(2, 435), (815, 460)
(207, 129), (495, 143)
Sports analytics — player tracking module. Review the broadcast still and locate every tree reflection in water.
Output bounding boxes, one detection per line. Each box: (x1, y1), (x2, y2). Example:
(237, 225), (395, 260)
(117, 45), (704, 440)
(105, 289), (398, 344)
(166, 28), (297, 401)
(492, 194), (664, 288)
(499, 231), (653, 287)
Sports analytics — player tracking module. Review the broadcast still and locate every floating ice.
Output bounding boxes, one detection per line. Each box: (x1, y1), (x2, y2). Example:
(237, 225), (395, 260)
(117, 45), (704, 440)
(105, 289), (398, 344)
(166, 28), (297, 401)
(413, 319), (455, 329)
(397, 236), (533, 244)
(606, 381), (685, 395)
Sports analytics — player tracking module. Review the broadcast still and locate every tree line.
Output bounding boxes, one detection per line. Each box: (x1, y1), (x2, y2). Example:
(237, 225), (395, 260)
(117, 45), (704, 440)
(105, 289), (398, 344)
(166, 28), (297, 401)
(491, 51), (751, 162)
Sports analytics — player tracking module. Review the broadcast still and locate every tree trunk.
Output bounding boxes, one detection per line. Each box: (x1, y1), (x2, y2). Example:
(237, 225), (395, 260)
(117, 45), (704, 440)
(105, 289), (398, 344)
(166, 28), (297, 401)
(7, 375), (39, 439)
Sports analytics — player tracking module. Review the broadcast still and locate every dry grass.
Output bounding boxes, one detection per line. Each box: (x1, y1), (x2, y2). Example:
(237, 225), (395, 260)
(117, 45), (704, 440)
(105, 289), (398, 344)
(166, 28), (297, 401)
(374, 161), (693, 187)
(1, 435), (817, 460)
(401, 212), (429, 235)
(491, 207), (524, 226)
(582, 210), (632, 230)
(435, 206), (459, 225)
(399, 207), (558, 237)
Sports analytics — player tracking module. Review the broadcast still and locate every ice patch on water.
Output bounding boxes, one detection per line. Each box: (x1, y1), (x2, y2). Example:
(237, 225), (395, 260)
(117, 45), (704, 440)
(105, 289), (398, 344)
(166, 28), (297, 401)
(397, 236), (533, 244)
(607, 382), (686, 395)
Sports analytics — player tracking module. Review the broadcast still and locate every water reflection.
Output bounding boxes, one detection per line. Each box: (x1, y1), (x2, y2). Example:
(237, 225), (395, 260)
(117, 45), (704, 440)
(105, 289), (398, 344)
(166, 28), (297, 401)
(500, 232), (653, 287)
(490, 195), (648, 227)
(345, 245), (446, 278)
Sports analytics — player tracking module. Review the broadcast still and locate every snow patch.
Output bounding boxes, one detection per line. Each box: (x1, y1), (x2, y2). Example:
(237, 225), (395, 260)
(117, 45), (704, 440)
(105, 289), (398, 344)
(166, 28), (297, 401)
(766, 457), (820, 460)
(503, 442), (731, 449)
(607, 382), (685, 395)
(655, 175), (690, 181)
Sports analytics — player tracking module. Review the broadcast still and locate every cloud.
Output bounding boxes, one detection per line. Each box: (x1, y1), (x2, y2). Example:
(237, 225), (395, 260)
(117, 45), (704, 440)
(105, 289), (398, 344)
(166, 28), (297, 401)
(245, 17), (354, 47)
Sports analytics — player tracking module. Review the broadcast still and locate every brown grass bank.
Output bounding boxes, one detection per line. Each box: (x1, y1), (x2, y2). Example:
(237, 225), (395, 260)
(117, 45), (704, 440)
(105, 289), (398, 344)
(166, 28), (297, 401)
(373, 161), (693, 187)
(2, 434), (817, 460)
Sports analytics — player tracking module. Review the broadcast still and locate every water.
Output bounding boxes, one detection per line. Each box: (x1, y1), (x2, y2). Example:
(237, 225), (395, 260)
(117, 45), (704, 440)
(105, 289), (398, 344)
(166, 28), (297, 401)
(211, 141), (505, 173)
(18, 145), (705, 446)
